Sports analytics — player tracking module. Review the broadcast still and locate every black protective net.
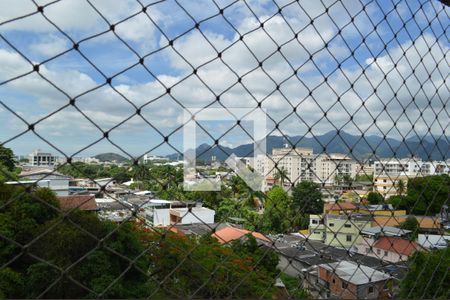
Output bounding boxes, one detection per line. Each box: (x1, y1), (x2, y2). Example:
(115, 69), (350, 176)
(0, 0), (449, 299)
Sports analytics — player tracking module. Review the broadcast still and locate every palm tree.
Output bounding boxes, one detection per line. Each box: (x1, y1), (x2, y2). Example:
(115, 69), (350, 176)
(274, 167), (288, 187)
(396, 179), (406, 195)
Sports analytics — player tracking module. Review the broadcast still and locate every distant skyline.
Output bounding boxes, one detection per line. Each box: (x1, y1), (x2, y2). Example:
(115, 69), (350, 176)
(1, 0), (448, 158)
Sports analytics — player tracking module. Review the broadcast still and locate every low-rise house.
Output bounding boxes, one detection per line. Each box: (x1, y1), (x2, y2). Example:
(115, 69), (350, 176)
(373, 215), (441, 234)
(308, 214), (326, 241)
(417, 234), (450, 249)
(57, 195), (98, 212)
(370, 237), (420, 263)
(325, 214), (372, 248)
(359, 226), (411, 239)
(212, 226), (270, 245)
(358, 204), (406, 217)
(139, 200), (215, 227)
(19, 169), (71, 196)
(170, 207), (215, 225)
(324, 202), (358, 215)
(303, 261), (392, 299)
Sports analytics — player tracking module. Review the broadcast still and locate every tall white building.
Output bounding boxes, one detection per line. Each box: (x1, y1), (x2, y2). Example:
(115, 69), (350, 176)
(28, 150), (57, 167)
(262, 147), (315, 188)
(373, 158), (450, 198)
(314, 153), (358, 185)
(255, 147), (358, 189)
(373, 158), (435, 177)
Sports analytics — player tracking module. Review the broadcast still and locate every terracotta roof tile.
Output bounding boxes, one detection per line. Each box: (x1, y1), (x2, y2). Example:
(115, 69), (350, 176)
(57, 195), (98, 211)
(373, 216), (440, 229)
(212, 226), (270, 244)
(373, 236), (419, 256)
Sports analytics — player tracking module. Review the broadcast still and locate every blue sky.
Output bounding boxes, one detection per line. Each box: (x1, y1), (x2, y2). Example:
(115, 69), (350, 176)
(0, 0), (448, 159)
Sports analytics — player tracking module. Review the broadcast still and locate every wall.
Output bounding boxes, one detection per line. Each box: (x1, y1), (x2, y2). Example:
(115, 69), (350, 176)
(325, 217), (371, 248)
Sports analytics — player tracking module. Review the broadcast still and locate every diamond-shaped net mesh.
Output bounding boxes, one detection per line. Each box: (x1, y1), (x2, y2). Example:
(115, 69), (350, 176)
(0, 0), (449, 299)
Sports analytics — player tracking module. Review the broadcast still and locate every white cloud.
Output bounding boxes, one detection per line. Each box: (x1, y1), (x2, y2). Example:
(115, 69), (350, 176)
(30, 35), (69, 57)
(0, 0), (448, 156)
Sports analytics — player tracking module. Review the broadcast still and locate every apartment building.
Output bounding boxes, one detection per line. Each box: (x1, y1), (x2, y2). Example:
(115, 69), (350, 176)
(255, 148), (358, 189)
(314, 153), (358, 185)
(261, 147), (316, 188)
(28, 150), (58, 167)
(373, 158), (450, 198)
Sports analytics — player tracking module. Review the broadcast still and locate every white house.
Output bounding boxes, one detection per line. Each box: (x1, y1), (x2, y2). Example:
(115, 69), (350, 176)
(19, 169), (70, 196)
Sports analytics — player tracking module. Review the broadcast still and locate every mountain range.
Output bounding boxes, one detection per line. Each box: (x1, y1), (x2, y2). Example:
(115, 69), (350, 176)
(166, 130), (450, 162)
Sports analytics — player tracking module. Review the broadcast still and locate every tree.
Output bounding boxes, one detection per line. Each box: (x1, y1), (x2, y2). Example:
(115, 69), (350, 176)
(0, 163), (18, 183)
(342, 174), (353, 186)
(0, 145), (15, 172)
(260, 186), (292, 233)
(396, 179), (406, 195)
(0, 183), (279, 298)
(291, 181), (324, 214)
(399, 216), (419, 239)
(399, 248), (449, 299)
(405, 175), (450, 215)
(367, 191), (384, 205)
(274, 167), (288, 187)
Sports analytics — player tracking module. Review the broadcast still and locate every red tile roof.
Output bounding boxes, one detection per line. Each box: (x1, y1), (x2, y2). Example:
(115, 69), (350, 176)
(373, 236), (419, 256)
(212, 226), (270, 244)
(324, 202), (357, 211)
(57, 195), (98, 211)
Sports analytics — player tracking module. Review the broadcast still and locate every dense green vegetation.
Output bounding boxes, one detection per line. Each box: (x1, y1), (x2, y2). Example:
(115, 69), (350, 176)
(56, 162), (131, 183)
(0, 146), (19, 182)
(399, 216), (419, 239)
(399, 248), (450, 299)
(388, 174), (450, 215)
(278, 273), (309, 299)
(367, 191), (384, 205)
(292, 181), (324, 214)
(0, 146), (15, 172)
(0, 183), (279, 298)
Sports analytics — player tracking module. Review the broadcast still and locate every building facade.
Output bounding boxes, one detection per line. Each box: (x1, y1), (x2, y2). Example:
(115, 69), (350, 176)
(324, 214), (373, 248)
(28, 150), (58, 167)
(303, 261), (392, 299)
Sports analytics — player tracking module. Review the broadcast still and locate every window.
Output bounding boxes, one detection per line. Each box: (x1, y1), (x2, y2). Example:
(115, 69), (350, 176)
(346, 235), (352, 242)
(332, 278), (335, 284)
(329, 223), (334, 227)
(344, 224), (351, 228)
(377, 249), (381, 255)
(312, 220), (318, 224)
(342, 281), (348, 289)
(384, 251), (388, 256)
(368, 286), (374, 294)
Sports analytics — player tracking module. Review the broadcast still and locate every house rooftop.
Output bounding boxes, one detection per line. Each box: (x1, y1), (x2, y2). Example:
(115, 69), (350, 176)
(373, 215), (440, 229)
(57, 195), (98, 211)
(324, 202), (358, 211)
(320, 260), (391, 285)
(212, 226), (270, 244)
(19, 169), (69, 178)
(373, 237), (419, 256)
(361, 226), (411, 237)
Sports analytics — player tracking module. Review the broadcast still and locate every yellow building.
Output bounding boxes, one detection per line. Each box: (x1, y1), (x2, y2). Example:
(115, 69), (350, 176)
(373, 174), (411, 199)
(358, 204), (406, 217)
(324, 214), (373, 248)
(308, 214), (326, 241)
